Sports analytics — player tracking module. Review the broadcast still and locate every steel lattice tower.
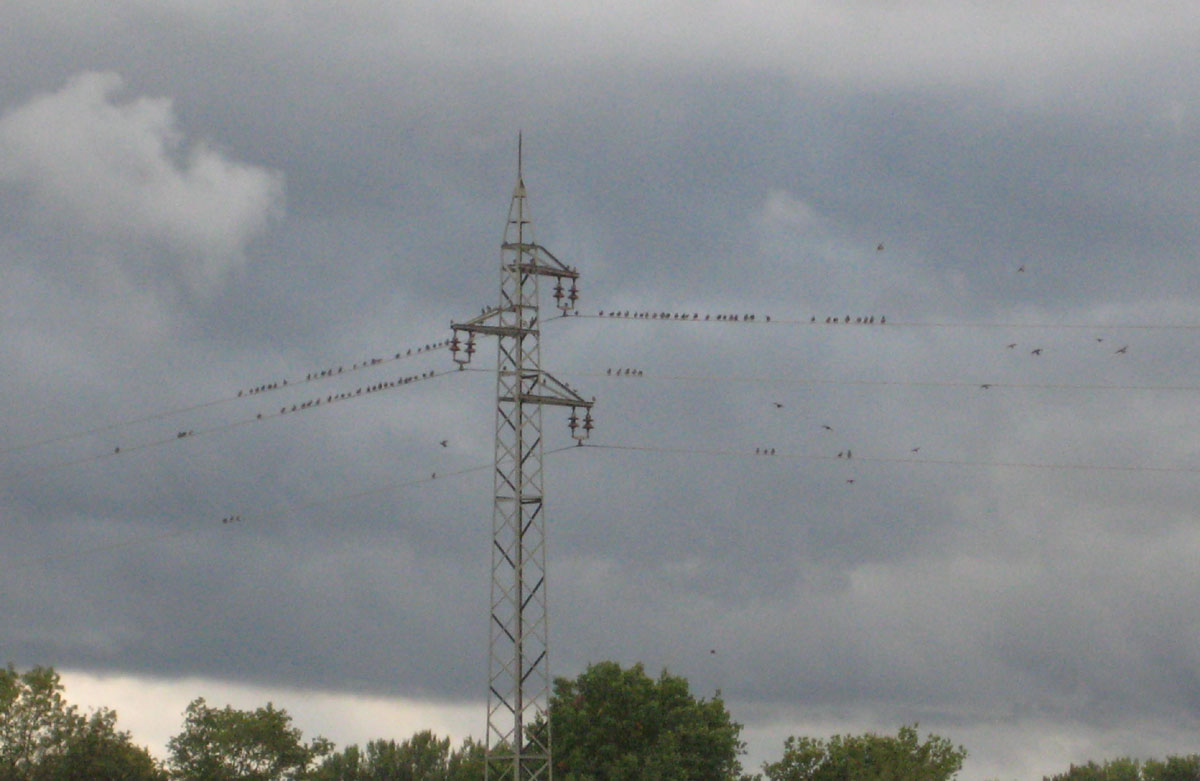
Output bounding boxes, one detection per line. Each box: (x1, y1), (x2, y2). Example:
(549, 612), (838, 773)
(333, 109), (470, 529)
(450, 140), (593, 781)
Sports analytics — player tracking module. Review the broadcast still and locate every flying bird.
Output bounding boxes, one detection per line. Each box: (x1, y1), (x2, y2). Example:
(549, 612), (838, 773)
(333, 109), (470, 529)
(1116, 345), (1128, 354)
(1006, 343), (1017, 349)
(1031, 348), (1042, 355)
(773, 402), (784, 409)
(1017, 264), (1025, 272)
(440, 440), (449, 447)
(876, 243), (884, 251)
(911, 447), (920, 453)
(821, 424), (833, 431)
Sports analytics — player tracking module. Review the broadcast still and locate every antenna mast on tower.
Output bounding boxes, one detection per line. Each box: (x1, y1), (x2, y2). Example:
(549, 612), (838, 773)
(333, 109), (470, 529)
(450, 137), (594, 780)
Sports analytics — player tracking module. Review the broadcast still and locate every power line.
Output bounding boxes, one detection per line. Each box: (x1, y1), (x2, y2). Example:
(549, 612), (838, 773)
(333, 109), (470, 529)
(488, 367), (1200, 395)
(0, 336), (453, 458)
(1, 444), (583, 577)
(581, 442), (1200, 475)
(573, 310), (1200, 331)
(8, 309), (1175, 465)
(9, 368), (462, 480)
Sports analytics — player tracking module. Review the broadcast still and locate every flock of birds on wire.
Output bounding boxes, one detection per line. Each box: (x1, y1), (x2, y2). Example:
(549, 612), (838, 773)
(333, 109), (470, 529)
(235, 340), (451, 398)
(12, 273), (1152, 526)
(596, 310), (775, 321)
(589, 309), (898, 326)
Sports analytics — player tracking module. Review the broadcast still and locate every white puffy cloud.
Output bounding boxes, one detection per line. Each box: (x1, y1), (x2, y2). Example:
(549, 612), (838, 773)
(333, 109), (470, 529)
(0, 71), (283, 293)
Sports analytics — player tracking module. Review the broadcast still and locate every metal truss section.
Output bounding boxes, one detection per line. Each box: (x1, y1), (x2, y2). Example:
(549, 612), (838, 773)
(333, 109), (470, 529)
(451, 144), (593, 781)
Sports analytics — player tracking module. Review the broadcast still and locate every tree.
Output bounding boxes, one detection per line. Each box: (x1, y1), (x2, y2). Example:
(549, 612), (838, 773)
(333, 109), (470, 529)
(761, 724), (966, 781)
(1045, 756), (1200, 781)
(1044, 758), (1142, 781)
(167, 697), (332, 781)
(550, 660), (747, 780)
(446, 736), (485, 780)
(1144, 756), (1200, 781)
(312, 731), (485, 781)
(0, 664), (164, 781)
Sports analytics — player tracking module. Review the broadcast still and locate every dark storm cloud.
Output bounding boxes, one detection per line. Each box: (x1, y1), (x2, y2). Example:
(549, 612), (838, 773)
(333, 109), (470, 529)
(4, 2), (1200, 777)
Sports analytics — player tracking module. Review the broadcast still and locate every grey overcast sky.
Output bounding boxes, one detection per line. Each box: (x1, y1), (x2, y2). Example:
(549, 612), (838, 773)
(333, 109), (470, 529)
(3, 2), (1200, 777)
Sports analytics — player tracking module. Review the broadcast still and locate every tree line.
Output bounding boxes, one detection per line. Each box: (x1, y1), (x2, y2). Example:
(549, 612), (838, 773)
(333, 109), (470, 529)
(2, 661), (1196, 780)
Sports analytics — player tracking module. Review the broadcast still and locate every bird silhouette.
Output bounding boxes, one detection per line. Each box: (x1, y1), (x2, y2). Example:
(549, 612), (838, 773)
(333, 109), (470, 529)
(876, 243), (884, 251)
(911, 447), (920, 453)
(1017, 265), (1025, 272)
(773, 402), (784, 409)
(1031, 349), (1042, 355)
(1006, 343), (1017, 349)
(440, 440), (449, 447)
(980, 384), (991, 389)
(822, 424), (833, 431)
(1116, 345), (1128, 354)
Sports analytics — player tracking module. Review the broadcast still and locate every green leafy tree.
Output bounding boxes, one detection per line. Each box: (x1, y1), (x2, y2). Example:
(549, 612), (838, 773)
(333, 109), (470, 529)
(1044, 758), (1143, 781)
(167, 697), (331, 781)
(0, 664), (164, 781)
(1144, 755), (1200, 781)
(446, 736), (485, 780)
(550, 660), (747, 780)
(1045, 756), (1200, 781)
(313, 731), (485, 781)
(762, 724), (965, 781)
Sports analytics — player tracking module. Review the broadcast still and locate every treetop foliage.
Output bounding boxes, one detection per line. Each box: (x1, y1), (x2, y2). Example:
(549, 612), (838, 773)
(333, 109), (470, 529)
(4, 662), (1200, 780)
(167, 696), (332, 781)
(1043, 756), (1200, 781)
(760, 724), (966, 781)
(550, 660), (748, 780)
(312, 730), (485, 780)
(0, 663), (164, 780)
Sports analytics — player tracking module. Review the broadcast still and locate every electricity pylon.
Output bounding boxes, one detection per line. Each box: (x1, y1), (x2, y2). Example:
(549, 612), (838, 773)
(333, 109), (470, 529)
(450, 140), (594, 781)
